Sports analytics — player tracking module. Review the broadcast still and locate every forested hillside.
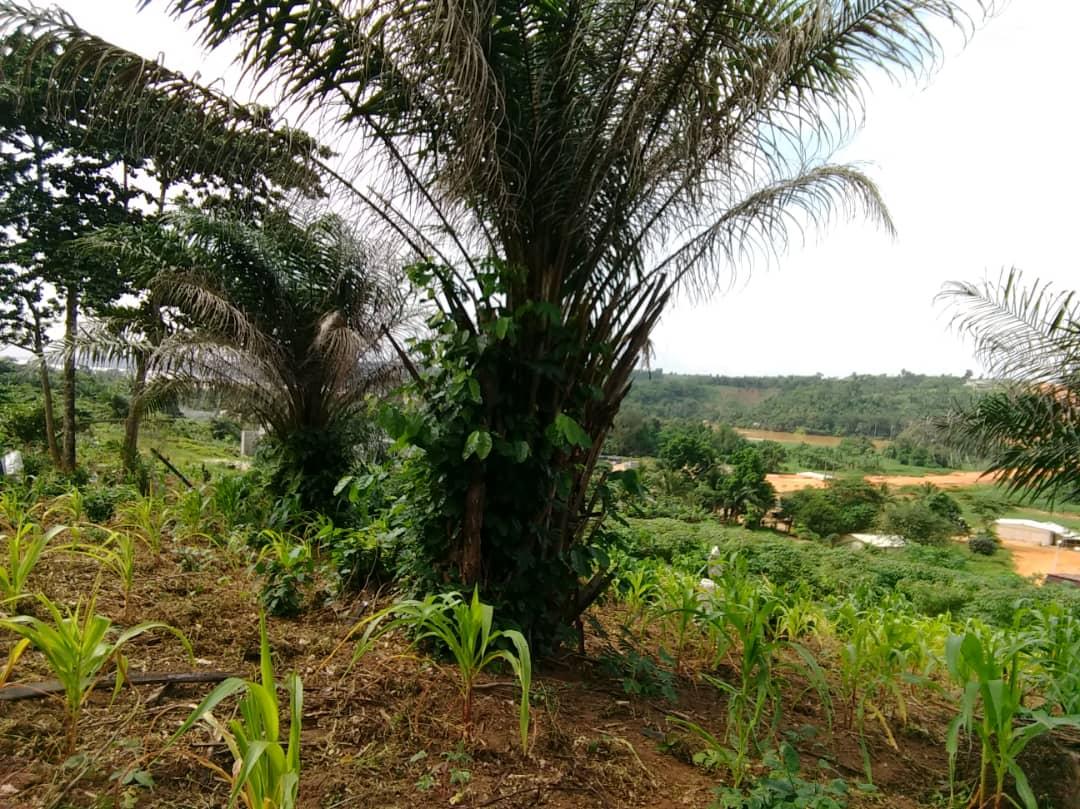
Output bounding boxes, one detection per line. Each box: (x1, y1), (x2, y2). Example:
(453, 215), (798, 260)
(622, 371), (979, 437)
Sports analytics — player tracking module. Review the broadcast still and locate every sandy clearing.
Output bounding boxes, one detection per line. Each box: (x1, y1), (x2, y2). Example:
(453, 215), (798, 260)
(767, 473), (828, 492)
(865, 470), (1001, 489)
(766, 469), (1002, 493)
(1004, 541), (1080, 579)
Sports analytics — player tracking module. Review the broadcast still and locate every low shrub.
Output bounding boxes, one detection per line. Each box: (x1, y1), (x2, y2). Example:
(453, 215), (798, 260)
(968, 534), (998, 556)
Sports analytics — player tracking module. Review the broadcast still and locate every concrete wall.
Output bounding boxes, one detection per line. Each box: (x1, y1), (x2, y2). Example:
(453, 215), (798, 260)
(997, 523), (1056, 547)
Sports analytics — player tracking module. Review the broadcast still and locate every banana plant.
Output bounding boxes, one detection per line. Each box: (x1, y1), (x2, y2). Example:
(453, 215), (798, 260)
(163, 613), (301, 809)
(1, 594), (192, 754)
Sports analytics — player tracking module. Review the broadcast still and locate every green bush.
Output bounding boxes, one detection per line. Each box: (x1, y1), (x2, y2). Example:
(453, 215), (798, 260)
(82, 486), (134, 524)
(968, 534), (998, 556)
(622, 520), (1080, 629)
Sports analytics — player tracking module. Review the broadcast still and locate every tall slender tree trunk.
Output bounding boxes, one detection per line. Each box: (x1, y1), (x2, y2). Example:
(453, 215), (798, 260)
(61, 287), (78, 473)
(461, 469), (486, 585)
(121, 353), (147, 476)
(26, 301), (61, 467)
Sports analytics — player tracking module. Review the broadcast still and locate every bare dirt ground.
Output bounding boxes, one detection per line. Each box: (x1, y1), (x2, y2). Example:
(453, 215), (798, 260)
(1004, 541), (1080, 579)
(0, 523), (987, 809)
(864, 470), (999, 489)
(766, 470), (1000, 494)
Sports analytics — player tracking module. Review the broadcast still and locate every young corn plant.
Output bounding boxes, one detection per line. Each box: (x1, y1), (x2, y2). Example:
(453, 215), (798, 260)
(46, 487), (87, 526)
(166, 486), (214, 542)
(121, 495), (169, 554)
(64, 530), (140, 620)
(0, 594), (192, 755)
(674, 560), (780, 788)
(352, 589), (532, 751)
(163, 613), (301, 809)
(1, 518), (64, 610)
(945, 626), (1080, 809)
(0, 488), (38, 528)
(616, 562), (660, 635)
(1025, 602), (1080, 715)
(676, 557), (831, 790)
(830, 601), (930, 783)
(653, 571), (703, 672)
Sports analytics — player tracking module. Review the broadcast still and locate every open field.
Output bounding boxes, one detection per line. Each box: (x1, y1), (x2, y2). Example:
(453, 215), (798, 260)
(1005, 541), (1080, 579)
(735, 428), (890, 449)
(767, 469), (1000, 493)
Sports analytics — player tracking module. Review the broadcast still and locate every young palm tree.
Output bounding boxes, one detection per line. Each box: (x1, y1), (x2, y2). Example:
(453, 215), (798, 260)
(1, 0), (994, 642)
(84, 208), (413, 511)
(939, 268), (1080, 503)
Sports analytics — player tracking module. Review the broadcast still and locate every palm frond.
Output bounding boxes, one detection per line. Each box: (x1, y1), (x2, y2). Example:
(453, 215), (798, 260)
(946, 386), (1080, 504)
(0, 0), (326, 195)
(939, 268), (1080, 385)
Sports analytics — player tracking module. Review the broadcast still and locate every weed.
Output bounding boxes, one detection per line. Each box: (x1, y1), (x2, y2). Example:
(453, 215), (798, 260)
(253, 530), (314, 617)
(713, 742), (849, 809)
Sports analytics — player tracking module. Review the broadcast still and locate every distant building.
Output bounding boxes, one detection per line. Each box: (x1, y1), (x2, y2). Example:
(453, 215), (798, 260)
(994, 519), (1079, 548)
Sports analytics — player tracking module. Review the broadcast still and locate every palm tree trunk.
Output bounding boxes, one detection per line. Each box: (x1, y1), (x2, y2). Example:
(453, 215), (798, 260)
(61, 287), (78, 473)
(122, 352), (147, 475)
(27, 301), (61, 467)
(461, 469), (485, 585)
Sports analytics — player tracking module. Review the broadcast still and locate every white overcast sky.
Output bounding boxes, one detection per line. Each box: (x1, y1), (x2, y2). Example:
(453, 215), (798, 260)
(47, 0), (1080, 377)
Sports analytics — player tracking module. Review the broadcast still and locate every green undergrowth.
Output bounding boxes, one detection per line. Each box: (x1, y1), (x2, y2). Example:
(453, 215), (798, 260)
(615, 519), (1080, 627)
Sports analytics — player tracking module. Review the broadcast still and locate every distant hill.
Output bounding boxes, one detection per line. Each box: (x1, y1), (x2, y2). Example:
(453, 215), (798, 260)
(623, 371), (978, 438)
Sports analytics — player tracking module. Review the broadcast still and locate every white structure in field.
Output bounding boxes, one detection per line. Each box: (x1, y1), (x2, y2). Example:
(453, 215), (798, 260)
(240, 428), (265, 457)
(994, 518), (1079, 547)
(841, 533), (906, 550)
(797, 471), (834, 481)
(1, 450), (23, 476)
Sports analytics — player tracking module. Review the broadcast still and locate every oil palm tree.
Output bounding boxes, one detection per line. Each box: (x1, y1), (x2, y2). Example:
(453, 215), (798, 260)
(940, 268), (1080, 503)
(1, 0), (994, 642)
(82, 208), (414, 511)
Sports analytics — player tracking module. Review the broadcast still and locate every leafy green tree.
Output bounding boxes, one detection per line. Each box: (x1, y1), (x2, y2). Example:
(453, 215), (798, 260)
(0, 39), (136, 471)
(3, 0), (992, 643)
(0, 3), (326, 477)
(755, 441), (787, 475)
(658, 423), (718, 477)
(879, 499), (956, 545)
(940, 268), (1080, 503)
(713, 447), (776, 521)
(605, 404), (661, 457)
(781, 478), (886, 540)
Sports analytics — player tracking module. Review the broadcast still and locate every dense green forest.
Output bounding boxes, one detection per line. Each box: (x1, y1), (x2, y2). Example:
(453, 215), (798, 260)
(621, 370), (979, 437)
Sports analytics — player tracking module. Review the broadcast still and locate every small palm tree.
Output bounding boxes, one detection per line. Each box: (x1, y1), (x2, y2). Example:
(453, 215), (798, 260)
(939, 268), (1080, 503)
(85, 208), (414, 511)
